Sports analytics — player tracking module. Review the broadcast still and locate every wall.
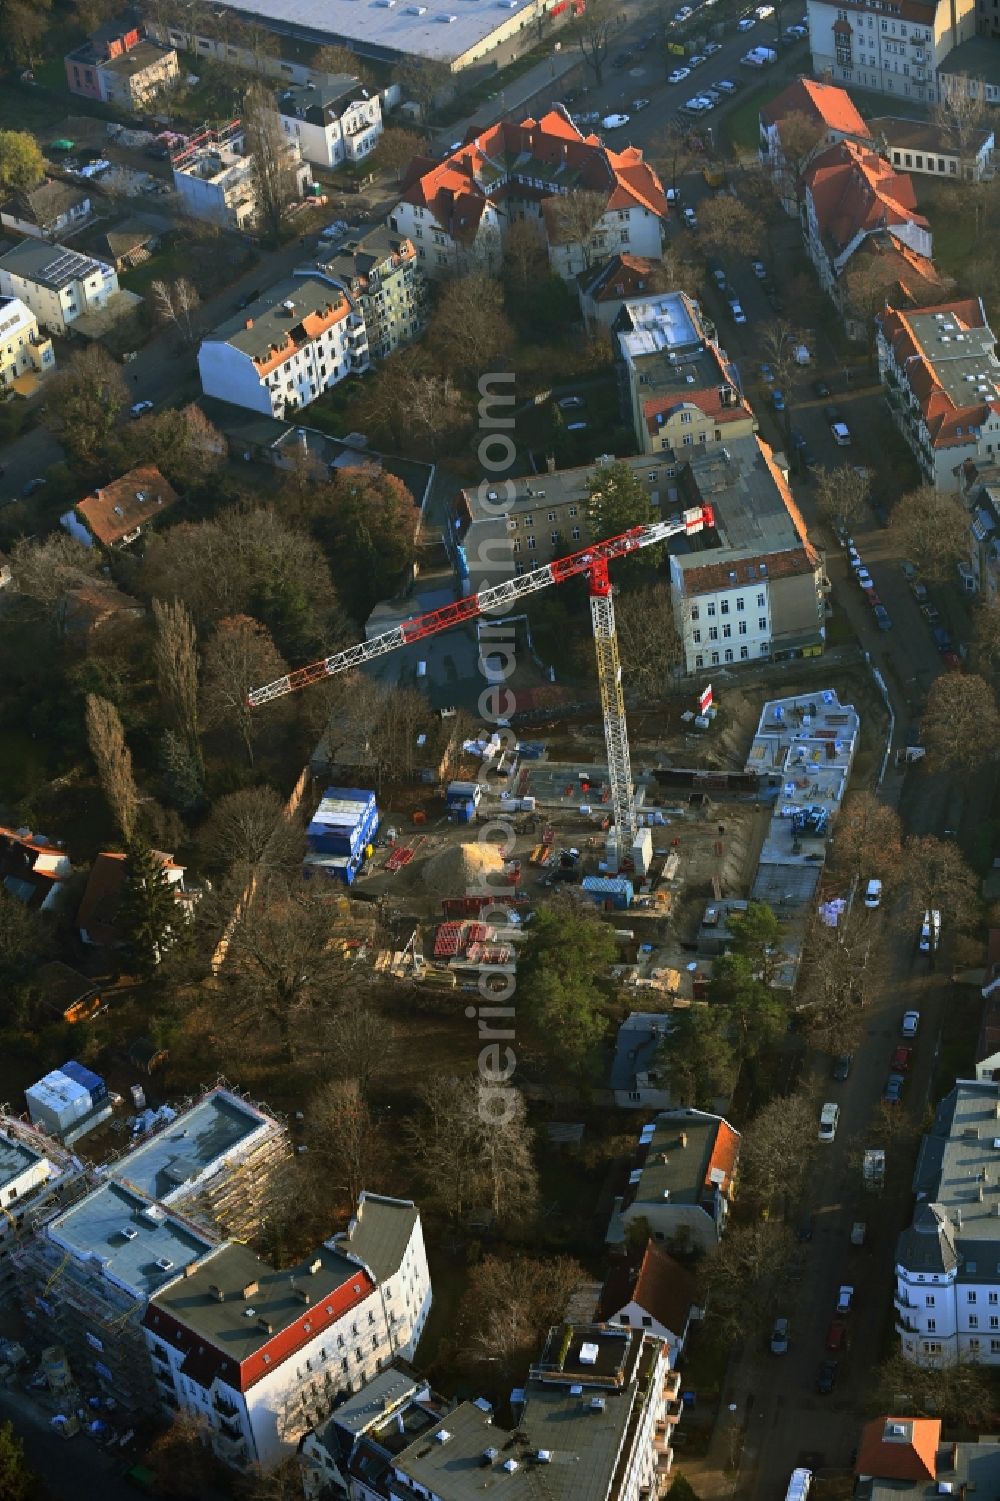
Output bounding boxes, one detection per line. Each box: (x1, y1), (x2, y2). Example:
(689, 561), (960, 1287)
(198, 342), (271, 415)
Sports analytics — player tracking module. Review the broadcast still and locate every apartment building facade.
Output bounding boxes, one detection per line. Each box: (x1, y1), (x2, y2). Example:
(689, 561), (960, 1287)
(0, 296), (54, 392)
(278, 79), (382, 169)
(0, 241), (120, 336)
(65, 17), (178, 108)
(608, 1109), (741, 1254)
(198, 277), (363, 416)
(877, 298), (1000, 487)
(314, 225), (426, 360)
(806, 0), (976, 106)
(392, 107), (666, 280)
(803, 139), (931, 297)
(895, 1080), (1000, 1366)
(144, 1193), (432, 1467)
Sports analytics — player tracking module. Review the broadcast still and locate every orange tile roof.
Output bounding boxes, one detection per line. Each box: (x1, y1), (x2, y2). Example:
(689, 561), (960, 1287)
(581, 253), (659, 304)
(644, 382), (752, 435)
(758, 435), (819, 561)
(855, 1417), (941, 1481)
(75, 465), (179, 547)
(880, 298), (995, 449)
(760, 78), (871, 141)
(704, 1119), (740, 1192)
(682, 547), (817, 598)
(806, 139), (927, 256)
(77, 848), (183, 947)
(596, 1238), (700, 1335)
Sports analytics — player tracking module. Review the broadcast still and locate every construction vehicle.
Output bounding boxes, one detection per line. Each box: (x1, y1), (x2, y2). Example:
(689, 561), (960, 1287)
(248, 509), (715, 866)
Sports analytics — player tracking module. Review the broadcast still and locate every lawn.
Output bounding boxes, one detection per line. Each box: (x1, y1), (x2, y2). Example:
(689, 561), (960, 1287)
(722, 79), (783, 157)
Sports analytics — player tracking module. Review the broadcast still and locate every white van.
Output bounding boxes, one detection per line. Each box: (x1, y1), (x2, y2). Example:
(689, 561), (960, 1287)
(864, 878), (882, 909)
(818, 1102), (840, 1142)
(786, 1470), (812, 1501)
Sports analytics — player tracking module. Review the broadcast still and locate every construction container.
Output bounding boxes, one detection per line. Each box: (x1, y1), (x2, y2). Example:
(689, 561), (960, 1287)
(520, 796), (536, 811)
(61, 1059), (108, 1105)
(580, 875), (634, 911)
(446, 780), (481, 807)
(631, 828), (653, 878)
(306, 787), (378, 855)
(516, 741), (545, 759)
(452, 799), (476, 823)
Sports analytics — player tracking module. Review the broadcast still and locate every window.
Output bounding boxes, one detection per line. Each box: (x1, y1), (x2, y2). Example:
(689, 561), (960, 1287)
(757, 592), (765, 606)
(711, 652), (720, 666)
(992, 1339), (1000, 1352)
(739, 621), (747, 636)
(969, 1315), (979, 1328)
(526, 536), (536, 550)
(550, 532), (559, 545)
(740, 646), (749, 660)
(926, 1319), (936, 1331)
(569, 506), (578, 517)
(759, 643), (769, 657)
(722, 624), (731, 639)
(572, 527), (581, 541)
(523, 514), (533, 525)
(708, 627), (719, 642)
(706, 603), (716, 617)
(512, 540), (521, 553)
(991, 1316), (999, 1329)
(926, 1295), (936, 1308)
(690, 606), (700, 621)
(970, 1338), (981, 1351)
(968, 1291), (978, 1303)
(693, 630), (702, 645)
(990, 1292), (998, 1305)
(682, 434), (693, 446)
(736, 596), (745, 611)
(698, 432), (708, 443)
(680, 412), (692, 425)
(758, 616), (767, 631)
(695, 654), (704, 669)
(547, 511), (556, 521)
(724, 648), (733, 662)
(924, 1341), (941, 1353)
(720, 600), (730, 615)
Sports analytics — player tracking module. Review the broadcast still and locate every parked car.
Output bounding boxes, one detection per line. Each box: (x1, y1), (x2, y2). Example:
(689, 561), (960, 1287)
(932, 625), (953, 652)
(883, 1071), (905, 1105)
(689, 53), (707, 66)
(836, 1286), (855, 1315)
(890, 1044), (913, 1073)
(919, 909), (941, 953)
(864, 878), (882, 909)
(856, 568), (873, 590)
(704, 39), (723, 53)
(566, 421), (588, 432)
(716, 78), (738, 92)
(791, 428), (807, 451)
(21, 477), (46, 497)
(601, 113), (631, 129)
(832, 1053), (852, 1081)
(813, 378), (831, 398)
(632, 98), (651, 110)
(668, 66), (691, 83)
(130, 400), (154, 419)
(737, 15), (756, 28)
(729, 299), (747, 324)
(557, 396), (586, 409)
(920, 602), (941, 625)
(942, 650), (963, 670)
(683, 206), (699, 229)
(712, 266), (727, 288)
(751, 260), (767, 279)
(909, 578), (928, 602)
(902, 1008), (921, 1036)
(772, 389), (786, 412)
(873, 605), (892, 631)
(816, 1360), (838, 1394)
(826, 1319), (846, 1352)
(770, 1317), (790, 1355)
(831, 420), (852, 445)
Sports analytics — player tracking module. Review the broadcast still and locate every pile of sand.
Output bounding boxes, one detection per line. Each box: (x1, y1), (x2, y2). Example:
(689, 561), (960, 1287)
(422, 841), (505, 897)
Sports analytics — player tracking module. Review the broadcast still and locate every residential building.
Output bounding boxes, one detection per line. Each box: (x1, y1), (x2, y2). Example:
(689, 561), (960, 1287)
(299, 1366), (443, 1501)
(278, 79), (382, 169)
(668, 433), (826, 672)
(313, 225), (426, 360)
(61, 464), (180, 549)
(392, 108), (667, 280)
(608, 1108), (740, 1253)
(856, 1416), (1000, 1500)
(144, 1192), (432, 1467)
(153, 0), (573, 74)
(839, 229), (943, 339)
(615, 291), (757, 457)
(64, 581), (146, 639)
(957, 458), (1000, 594)
(803, 139), (931, 300)
(975, 994), (1000, 1080)
(0, 1116), (84, 1304)
(759, 78), (871, 208)
(806, 0), (976, 107)
(610, 1012), (675, 1111)
(596, 1240), (702, 1366)
(894, 1079), (1000, 1366)
(0, 296), (54, 394)
(77, 848), (192, 948)
(0, 826), (72, 912)
(198, 277), (361, 417)
(65, 16), (178, 108)
(172, 123), (311, 230)
(877, 298), (1000, 489)
(869, 114), (995, 180)
(13, 1086), (292, 1409)
(578, 253), (662, 330)
(0, 180), (92, 242)
(938, 36), (1000, 102)
(390, 1323), (680, 1501)
(0, 240), (121, 336)
(94, 216), (167, 272)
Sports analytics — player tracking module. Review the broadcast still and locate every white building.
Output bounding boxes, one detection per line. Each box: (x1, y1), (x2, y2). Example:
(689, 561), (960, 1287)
(300, 1366), (442, 1500)
(278, 78), (382, 170)
(896, 1080), (1000, 1367)
(0, 240), (120, 336)
(198, 277), (364, 416)
(608, 1109), (741, 1254)
(805, 0), (976, 107)
(0, 296), (55, 393)
(0, 180), (92, 242)
(144, 1192), (432, 1468)
(803, 139), (931, 299)
(596, 1239), (703, 1367)
(172, 123), (311, 229)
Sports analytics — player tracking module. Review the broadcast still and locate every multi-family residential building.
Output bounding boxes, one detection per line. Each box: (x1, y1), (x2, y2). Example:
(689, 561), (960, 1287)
(614, 291), (757, 456)
(0, 1117), (86, 1303)
(610, 1013), (675, 1112)
(759, 78), (871, 209)
(392, 108), (667, 280)
(13, 1086), (291, 1409)
(596, 1239), (703, 1366)
(198, 277), (363, 416)
(852, 1415), (1000, 1499)
(877, 298), (1000, 489)
(668, 434), (826, 672)
(313, 225), (426, 360)
(578, 253), (662, 329)
(144, 1192), (432, 1467)
(278, 79), (382, 169)
(803, 139), (932, 299)
(806, 0), (976, 106)
(300, 1365), (444, 1501)
(61, 464), (180, 549)
(172, 123), (311, 230)
(895, 1079), (1000, 1366)
(0, 296), (54, 393)
(958, 458), (1000, 595)
(0, 181), (92, 243)
(0, 240), (121, 336)
(608, 1108), (740, 1253)
(65, 16), (178, 108)
(0, 825), (72, 911)
(869, 114), (995, 179)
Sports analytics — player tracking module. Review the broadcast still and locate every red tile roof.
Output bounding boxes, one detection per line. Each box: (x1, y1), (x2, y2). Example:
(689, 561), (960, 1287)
(580, 253), (659, 304)
(74, 465), (179, 547)
(77, 849), (182, 947)
(806, 139), (927, 256)
(704, 1119), (740, 1193)
(643, 379), (753, 435)
(855, 1417), (941, 1481)
(760, 78), (871, 141)
(682, 547), (817, 598)
(398, 107), (667, 244)
(0, 826), (70, 910)
(596, 1239), (700, 1337)
(880, 298), (995, 449)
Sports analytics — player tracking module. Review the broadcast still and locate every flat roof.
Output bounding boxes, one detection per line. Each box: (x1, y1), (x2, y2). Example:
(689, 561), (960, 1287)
(673, 437), (800, 566)
(214, 0), (544, 62)
(114, 1088), (272, 1203)
(50, 1180), (214, 1297)
(938, 34), (1000, 87)
(331, 1366), (424, 1436)
(101, 38), (175, 75)
(0, 1132), (45, 1190)
(912, 1082), (1000, 1253)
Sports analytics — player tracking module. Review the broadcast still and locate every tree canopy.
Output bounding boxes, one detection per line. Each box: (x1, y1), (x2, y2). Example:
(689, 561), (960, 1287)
(518, 895), (617, 1071)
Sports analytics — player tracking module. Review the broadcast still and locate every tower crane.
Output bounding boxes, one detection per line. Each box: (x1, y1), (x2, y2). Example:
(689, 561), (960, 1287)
(248, 504), (715, 860)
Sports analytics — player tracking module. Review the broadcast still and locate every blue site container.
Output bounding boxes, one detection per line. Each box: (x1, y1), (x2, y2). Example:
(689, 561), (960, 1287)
(580, 875), (634, 910)
(307, 787), (378, 855)
(61, 1059), (108, 1105)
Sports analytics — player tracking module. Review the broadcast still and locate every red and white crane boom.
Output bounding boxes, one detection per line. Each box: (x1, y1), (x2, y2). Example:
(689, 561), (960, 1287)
(249, 503), (715, 856)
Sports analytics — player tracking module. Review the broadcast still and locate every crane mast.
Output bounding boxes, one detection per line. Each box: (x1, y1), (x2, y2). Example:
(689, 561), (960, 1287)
(248, 504), (715, 858)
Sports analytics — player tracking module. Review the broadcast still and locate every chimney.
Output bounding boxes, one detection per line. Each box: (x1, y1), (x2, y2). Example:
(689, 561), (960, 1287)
(208, 1284), (225, 1302)
(297, 1287), (313, 1304)
(245, 317), (253, 329)
(242, 1281), (259, 1300)
(309, 1258), (322, 1275)
(256, 1315), (273, 1333)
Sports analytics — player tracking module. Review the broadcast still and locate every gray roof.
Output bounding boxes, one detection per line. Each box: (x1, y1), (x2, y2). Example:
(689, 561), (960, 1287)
(868, 115), (994, 158)
(317, 224), (416, 290)
(899, 1082), (1000, 1278)
(206, 275), (350, 359)
(278, 76), (369, 123)
(328, 1366), (424, 1437)
(3, 179), (90, 227)
(617, 293), (742, 415)
(862, 1439), (1000, 1501)
(609, 1013), (673, 1092)
(332, 1193), (419, 1281)
(893, 305), (1000, 410)
(0, 1132), (44, 1190)
(938, 34), (1000, 87)
(114, 1088), (273, 1203)
(896, 1202), (959, 1275)
(50, 1180), (214, 1297)
(0, 238), (113, 290)
(673, 435), (803, 571)
(628, 1109), (737, 1210)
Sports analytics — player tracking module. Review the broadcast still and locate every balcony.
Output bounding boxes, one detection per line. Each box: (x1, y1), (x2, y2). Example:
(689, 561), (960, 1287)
(655, 1449), (674, 1476)
(662, 1399), (684, 1426)
(213, 1393), (240, 1419)
(662, 1370), (681, 1401)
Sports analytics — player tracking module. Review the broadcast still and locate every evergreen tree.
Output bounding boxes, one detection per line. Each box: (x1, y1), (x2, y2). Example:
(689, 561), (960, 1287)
(159, 730), (205, 816)
(118, 839), (179, 978)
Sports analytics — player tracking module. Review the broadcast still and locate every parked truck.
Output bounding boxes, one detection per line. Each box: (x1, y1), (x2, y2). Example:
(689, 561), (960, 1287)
(863, 1148), (885, 1194)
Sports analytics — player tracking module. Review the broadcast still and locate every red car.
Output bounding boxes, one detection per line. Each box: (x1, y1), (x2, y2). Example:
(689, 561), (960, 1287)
(942, 652), (963, 671)
(890, 1044), (912, 1073)
(826, 1319), (846, 1351)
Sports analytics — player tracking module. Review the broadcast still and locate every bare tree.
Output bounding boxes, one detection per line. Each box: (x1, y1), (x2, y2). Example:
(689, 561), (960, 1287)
(767, 108), (826, 204)
(934, 73), (990, 185)
(613, 582), (682, 696)
(197, 786), (301, 879)
(152, 598), (200, 750)
(306, 1078), (375, 1209)
(8, 534), (101, 637)
(900, 834), (978, 931)
(698, 196), (764, 264)
(830, 791), (902, 884)
(892, 485), (971, 581)
(85, 694), (139, 842)
(704, 1221), (796, 1343)
(739, 1092), (816, 1214)
(549, 188), (610, 272)
(502, 216), (548, 295)
(571, 0), (615, 85)
(350, 349), (467, 457)
(921, 672), (1000, 774)
(150, 277), (201, 344)
(242, 80), (299, 240)
(652, 120), (703, 194)
(329, 994), (392, 1098)
(47, 344), (128, 467)
(456, 1255), (586, 1383)
(815, 463), (870, 530)
(427, 272), (514, 381)
(390, 57), (450, 118)
(200, 614), (288, 766)
(311, 42), (369, 81)
(372, 126), (427, 180)
(406, 1074), (539, 1221)
(971, 592), (1000, 680)
(235, 1458), (305, 1501)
